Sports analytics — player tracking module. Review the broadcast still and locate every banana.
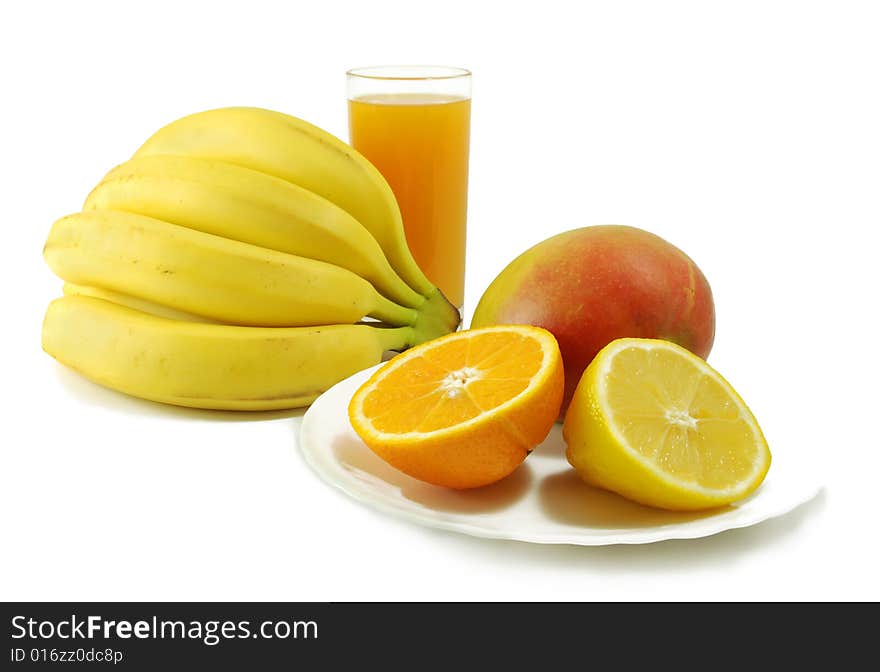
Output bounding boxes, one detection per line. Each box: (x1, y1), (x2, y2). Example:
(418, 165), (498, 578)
(44, 210), (425, 330)
(85, 154), (425, 310)
(62, 282), (218, 323)
(132, 106), (439, 300)
(43, 295), (411, 410)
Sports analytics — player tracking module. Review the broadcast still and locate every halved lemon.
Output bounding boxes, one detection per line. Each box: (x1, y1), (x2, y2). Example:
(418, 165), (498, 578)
(563, 338), (771, 510)
(349, 325), (564, 489)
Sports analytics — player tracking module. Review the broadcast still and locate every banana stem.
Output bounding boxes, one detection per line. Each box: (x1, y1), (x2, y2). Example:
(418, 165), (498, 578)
(411, 288), (462, 345)
(393, 250), (436, 298)
(373, 324), (416, 352)
(376, 266), (429, 310)
(369, 294), (420, 327)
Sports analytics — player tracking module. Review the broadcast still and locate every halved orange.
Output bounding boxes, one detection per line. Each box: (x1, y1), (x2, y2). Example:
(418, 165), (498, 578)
(348, 325), (564, 489)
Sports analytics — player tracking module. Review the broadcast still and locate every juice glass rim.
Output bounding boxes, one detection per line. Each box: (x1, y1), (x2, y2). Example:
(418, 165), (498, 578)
(347, 65), (471, 81)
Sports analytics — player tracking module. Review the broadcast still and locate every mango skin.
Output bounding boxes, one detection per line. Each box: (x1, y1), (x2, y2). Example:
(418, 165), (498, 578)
(471, 226), (715, 416)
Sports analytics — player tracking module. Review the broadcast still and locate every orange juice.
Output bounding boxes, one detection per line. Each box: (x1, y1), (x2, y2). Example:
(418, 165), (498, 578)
(349, 93), (471, 308)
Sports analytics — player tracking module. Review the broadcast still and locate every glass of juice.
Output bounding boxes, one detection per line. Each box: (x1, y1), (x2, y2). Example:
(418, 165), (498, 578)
(347, 66), (472, 311)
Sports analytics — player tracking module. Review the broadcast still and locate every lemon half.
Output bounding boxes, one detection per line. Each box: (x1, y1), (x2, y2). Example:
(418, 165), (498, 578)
(563, 338), (771, 511)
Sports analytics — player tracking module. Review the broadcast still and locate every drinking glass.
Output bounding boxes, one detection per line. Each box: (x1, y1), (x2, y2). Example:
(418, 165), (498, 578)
(347, 66), (472, 310)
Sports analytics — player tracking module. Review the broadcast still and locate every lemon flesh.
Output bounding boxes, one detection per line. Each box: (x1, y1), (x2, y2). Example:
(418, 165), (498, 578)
(563, 338), (771, 511)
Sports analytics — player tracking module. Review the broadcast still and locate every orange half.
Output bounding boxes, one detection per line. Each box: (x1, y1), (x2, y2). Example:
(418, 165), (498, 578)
(348, 325), (564, 489)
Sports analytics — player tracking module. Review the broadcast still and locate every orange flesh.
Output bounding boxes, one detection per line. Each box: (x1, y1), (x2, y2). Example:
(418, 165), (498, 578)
(361, 332), (543, 434)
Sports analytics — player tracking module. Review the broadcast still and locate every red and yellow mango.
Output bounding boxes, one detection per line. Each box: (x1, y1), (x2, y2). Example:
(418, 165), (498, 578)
(471, 225), (715, 415)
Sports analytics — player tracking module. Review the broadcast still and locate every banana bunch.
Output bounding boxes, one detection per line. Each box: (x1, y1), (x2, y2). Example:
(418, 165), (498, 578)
(42, 107), (460, 410)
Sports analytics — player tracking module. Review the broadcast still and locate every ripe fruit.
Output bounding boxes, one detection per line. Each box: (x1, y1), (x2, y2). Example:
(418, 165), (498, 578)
(133, 106), (437, 299)
(472, 225), (715, 415)
(40, 107), (462, 410)
(42, 295), (415, 411)
(84, 153), (426, 309)
(44, 210), (420, 328)
(563, 338), (771, 510)
(348, 325), (564, 489)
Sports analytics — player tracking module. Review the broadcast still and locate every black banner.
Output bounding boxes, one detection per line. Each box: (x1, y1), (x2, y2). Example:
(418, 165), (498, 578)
(1, 602), (872, 668)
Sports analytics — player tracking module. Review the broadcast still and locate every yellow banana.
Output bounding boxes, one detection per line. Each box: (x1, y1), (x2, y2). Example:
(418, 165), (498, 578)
(84, 154), (425, 309)
(132, 106), (439, 299)
(42, 295), (412, 410)
(62, 282), (218, 323)
(44, 210), (422, 329)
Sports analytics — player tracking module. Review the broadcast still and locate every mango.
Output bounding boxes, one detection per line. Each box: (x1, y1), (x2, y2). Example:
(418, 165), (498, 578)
(471, 225), (715, 415)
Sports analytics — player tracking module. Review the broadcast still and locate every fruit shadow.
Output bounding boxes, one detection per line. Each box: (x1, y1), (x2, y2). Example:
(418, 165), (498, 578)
(330, 434), (534, 514)
(54, 363), (306, 423)
(527, 426), (724, 528)
(537, 470), (725, 529)
(444, 488), (826, 576)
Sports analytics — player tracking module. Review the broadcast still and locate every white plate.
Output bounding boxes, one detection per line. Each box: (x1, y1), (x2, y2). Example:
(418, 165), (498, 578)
(299, 364), (822, 545)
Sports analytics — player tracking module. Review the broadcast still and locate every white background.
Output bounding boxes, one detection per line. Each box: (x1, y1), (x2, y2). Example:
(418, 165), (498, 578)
(2, 0), (878, 601)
